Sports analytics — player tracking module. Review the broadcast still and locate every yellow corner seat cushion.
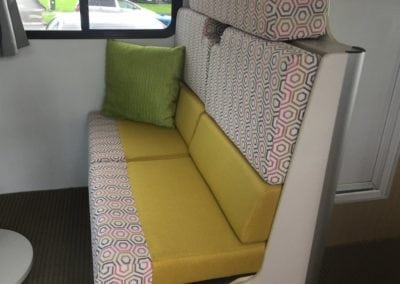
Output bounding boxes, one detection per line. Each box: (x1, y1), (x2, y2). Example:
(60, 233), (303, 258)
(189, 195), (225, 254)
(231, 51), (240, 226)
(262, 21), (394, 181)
(190, 114), (282, 244)
(175, 82), (205, 145)
(117, 82), (204, 161)
(127, 158), (265, 284)
(118, 120), (188, 161)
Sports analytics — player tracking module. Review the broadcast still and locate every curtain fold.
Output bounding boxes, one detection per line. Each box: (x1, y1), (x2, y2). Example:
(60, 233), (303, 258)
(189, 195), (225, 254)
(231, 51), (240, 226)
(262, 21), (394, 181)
(0, 0), (29, 57)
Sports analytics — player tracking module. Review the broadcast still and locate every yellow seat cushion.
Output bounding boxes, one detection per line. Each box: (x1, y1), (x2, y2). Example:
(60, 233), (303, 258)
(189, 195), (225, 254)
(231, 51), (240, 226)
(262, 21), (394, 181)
(117, 83), (203, 161)
(127, 158), (265, 284)
(117, 120), (188, 161)
(190, 114), (282, 243)
(175, 83), (205, 145)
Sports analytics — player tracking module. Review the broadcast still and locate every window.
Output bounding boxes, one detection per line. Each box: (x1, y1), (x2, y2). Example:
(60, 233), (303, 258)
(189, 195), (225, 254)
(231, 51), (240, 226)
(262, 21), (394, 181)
(17, 0), (182, 39)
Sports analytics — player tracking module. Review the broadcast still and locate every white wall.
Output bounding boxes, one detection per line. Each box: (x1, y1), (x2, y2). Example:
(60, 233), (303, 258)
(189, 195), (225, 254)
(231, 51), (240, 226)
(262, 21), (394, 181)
(0, 38), (173, 194)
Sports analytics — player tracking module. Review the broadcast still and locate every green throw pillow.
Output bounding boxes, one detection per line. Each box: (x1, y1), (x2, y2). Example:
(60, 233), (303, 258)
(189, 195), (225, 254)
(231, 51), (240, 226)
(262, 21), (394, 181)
(102, 40), (185, 128)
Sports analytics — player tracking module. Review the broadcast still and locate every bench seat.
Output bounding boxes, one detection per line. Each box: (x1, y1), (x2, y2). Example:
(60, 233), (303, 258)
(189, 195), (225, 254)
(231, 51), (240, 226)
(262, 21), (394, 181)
(128, 158), (266, 284)
(88, 110), (282, 283)
(88, 83), (204, 164)
(84, 1), (359, 282)
(88, 6), (321, 282)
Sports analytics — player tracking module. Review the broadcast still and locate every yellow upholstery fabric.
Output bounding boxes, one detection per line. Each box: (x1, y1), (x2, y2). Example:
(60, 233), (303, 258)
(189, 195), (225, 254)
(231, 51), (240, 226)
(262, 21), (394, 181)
(189, 114), (282, 244)
(117, 84), (204, 161)
(127, 158), (266, 284)
(117, 120), (188, 161)
(175, 83), (205, 145)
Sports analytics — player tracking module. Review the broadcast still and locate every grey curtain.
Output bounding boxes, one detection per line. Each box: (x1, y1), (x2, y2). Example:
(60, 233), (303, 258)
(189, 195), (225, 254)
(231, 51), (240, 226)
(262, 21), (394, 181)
(0, 0), (29, 57)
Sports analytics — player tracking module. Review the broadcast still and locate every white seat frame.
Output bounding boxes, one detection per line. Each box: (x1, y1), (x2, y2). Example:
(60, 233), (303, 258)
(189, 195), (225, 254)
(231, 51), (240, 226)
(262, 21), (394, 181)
(232, 32), (365, 284)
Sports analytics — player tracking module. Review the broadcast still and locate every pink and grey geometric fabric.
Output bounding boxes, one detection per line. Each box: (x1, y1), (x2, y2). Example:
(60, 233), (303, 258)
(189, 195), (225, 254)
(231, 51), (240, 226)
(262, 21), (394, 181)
(88, 113), (152, 283)
(189, 0), (328, 41)
(175, 8), (227, 103)
(89, 162), (152, 283)
(88, 112), (126, 164)
(206, 28), (319, 184)
(87, 4), (322, 282)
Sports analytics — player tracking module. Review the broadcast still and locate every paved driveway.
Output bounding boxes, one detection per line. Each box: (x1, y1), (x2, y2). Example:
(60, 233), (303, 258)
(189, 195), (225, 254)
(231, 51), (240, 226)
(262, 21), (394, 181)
(17, 0), (47, 30)
(17, 0), (43, 10)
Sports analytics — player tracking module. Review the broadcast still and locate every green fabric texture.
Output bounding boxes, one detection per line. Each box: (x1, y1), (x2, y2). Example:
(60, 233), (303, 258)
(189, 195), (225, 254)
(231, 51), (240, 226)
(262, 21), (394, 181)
(103, 40), (185, 128)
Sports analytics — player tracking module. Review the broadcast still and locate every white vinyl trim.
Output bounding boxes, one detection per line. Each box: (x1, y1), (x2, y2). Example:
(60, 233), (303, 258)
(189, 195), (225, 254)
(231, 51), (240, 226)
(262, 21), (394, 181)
(336, 186), (384, 203)
(246, 53), (349, 284)
(337, 181), (375, 192)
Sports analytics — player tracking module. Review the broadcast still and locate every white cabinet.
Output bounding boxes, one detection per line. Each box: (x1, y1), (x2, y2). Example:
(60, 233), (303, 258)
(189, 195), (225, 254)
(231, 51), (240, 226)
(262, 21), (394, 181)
(330, 0), (400, 202)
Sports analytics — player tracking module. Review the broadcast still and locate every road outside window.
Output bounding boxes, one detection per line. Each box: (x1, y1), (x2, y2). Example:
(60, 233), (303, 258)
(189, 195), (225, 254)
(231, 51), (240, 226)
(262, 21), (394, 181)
(17, 0), (172, 31)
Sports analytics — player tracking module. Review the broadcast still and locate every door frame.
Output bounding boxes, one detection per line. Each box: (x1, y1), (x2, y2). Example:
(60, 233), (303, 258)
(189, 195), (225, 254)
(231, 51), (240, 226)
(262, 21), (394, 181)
(336, 61), (400, 203)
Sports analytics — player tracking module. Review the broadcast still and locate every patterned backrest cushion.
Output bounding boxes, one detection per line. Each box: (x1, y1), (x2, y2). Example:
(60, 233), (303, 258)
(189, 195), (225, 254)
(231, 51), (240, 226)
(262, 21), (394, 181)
(175, 8), (227, 103)
(206, 27), (319, 184)
(189, 0), (328, 41)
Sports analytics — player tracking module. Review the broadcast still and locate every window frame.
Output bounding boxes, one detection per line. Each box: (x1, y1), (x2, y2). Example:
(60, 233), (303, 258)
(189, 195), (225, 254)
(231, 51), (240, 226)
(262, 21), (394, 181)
(26, 0), (182, 39)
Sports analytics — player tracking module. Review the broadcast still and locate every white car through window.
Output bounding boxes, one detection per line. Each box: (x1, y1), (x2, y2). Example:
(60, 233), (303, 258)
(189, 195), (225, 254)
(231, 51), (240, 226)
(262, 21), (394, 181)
(47, 0), (166, 30)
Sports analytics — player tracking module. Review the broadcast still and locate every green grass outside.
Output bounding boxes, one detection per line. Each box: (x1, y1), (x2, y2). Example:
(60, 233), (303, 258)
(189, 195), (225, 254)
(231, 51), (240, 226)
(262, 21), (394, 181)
(38, 0), (49, 9)
(37, 0), (170, 14)
(38, 0), (78, 12)
(138, 3), (171, 15)
(42, 11), (56, 24)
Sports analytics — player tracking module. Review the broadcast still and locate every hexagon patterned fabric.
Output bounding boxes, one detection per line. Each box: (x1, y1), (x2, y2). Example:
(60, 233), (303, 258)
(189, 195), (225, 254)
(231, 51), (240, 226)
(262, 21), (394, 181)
(89, 162), (152, 283)
(87, 3), (323, 282)
(175, 8), (227, 103)
(88, 112), (126, 164)
(88, 113), (152, 283)
(189, 0), (328, 41)
(206, 27), (319, 184)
